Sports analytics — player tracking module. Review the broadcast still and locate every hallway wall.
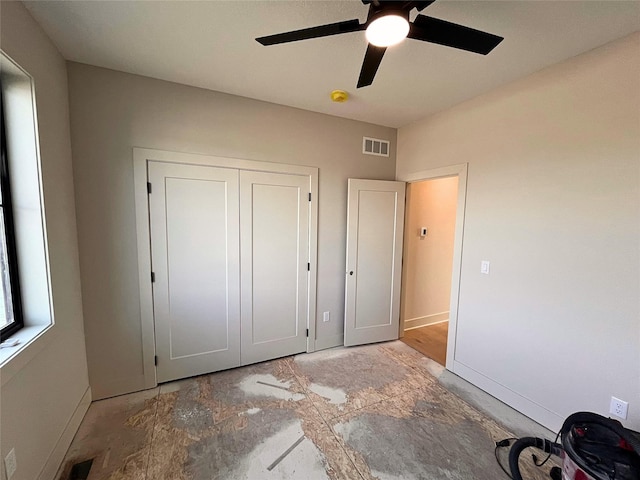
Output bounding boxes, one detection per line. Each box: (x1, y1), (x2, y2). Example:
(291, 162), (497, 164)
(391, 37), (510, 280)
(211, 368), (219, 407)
(401, 177), (458, 329)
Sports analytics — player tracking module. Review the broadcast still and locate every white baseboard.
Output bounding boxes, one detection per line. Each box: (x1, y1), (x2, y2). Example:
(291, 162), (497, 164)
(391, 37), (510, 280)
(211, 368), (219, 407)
(314, 334), (344, 351)
(452, 360), (563, 433)
(39, 386), (92, 480)
(404, 312), (449, 330)
(91, 373), (149, 400)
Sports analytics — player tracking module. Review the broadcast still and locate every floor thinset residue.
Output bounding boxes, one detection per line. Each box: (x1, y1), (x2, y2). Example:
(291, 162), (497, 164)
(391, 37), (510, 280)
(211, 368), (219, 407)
(238, 373), (305, 402)
(308, 383), (347, 405)
(58, 341), (558, 480)
(242, 421), (328, 480)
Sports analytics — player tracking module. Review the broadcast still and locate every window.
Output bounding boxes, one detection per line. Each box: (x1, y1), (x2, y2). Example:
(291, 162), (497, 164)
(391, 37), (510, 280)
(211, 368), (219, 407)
(0, 51), (54, 366)
(0, 92), (24, 339)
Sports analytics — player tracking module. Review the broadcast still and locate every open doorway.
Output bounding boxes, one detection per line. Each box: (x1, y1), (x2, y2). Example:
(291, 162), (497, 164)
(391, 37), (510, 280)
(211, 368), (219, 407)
(399, 175), (459, 366)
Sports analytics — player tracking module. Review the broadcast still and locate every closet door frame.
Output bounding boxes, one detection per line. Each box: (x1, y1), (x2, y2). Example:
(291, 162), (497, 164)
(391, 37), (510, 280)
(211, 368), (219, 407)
(133, 148), (319, 389)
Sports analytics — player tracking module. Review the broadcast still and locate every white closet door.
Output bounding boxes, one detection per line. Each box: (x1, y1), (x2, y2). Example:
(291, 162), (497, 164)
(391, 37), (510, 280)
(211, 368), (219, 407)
(344, 179), (406, 346)
(149, 161), (240, 383)
(240, 171), (310, 365)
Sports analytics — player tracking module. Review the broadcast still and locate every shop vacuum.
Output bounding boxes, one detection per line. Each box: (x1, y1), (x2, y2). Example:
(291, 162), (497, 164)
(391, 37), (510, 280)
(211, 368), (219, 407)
(496, 412), (640, 480)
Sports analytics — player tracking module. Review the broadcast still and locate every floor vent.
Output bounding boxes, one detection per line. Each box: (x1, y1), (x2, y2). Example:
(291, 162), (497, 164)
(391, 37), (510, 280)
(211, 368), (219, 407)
(69, 459), (93, 480)
(362, 136), (390, 157)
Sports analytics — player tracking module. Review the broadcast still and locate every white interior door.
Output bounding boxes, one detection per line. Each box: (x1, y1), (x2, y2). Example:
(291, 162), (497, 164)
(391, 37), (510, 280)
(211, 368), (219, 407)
(344, 179), (406, 346)
(149, 161), (240, 383)
(240, 171), (310, 365)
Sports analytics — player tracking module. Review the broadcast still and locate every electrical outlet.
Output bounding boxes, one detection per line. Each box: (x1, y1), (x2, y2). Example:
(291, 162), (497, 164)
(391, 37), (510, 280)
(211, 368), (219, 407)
(323, 311), (330, 322)
(610, 396), (628, 419)
(4, 448), (17, 479)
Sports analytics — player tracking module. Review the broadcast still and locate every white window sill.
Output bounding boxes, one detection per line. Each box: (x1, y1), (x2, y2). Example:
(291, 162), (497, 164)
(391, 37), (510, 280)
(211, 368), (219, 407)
(0, 324), (57, 386)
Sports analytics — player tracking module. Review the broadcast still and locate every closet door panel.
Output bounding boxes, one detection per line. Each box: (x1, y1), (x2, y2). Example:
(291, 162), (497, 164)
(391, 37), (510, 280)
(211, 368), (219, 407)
(240, 171), (310, 365)
(149, 161), (240, 382)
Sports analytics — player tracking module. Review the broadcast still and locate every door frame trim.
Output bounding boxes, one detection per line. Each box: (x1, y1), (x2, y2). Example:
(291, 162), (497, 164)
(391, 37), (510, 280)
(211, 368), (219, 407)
(396, 163), (467, 372)
(133, 148), (319, 388)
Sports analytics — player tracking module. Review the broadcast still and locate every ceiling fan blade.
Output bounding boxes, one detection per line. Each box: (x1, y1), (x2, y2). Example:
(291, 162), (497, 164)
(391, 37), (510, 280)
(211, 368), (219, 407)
(408, 1), (436, 12)
(256, 19), (364, 46)
(357, 44), (387, 88)
(409, 14), (503, 54)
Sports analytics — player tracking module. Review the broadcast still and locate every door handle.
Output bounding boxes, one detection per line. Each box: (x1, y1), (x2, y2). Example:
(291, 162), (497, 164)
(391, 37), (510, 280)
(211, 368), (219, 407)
(349, 271), (354, 275)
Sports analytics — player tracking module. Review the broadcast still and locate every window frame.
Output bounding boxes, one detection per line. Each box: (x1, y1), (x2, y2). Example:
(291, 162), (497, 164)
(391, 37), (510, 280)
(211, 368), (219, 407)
(0, 90), (24, 340)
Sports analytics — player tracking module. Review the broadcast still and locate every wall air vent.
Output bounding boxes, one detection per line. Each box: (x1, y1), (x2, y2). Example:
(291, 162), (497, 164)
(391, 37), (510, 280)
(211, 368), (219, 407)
(362, 137), (390, 157)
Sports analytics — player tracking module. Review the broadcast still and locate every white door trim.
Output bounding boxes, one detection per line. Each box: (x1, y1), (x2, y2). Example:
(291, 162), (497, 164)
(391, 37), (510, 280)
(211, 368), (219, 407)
(133, 148), (319, 388)
(396, 163), (467, 372)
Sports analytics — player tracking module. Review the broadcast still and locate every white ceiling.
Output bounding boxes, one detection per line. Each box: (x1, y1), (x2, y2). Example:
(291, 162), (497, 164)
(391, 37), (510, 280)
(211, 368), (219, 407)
(23, 0), (640, 128)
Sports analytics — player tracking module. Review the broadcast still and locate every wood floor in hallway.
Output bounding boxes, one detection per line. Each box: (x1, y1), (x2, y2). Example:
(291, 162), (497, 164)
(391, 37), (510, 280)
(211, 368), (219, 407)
(401, 321), (448, 366)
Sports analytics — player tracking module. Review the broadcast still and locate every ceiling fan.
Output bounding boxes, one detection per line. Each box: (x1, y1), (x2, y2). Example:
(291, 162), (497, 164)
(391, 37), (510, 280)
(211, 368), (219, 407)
(256, 0), (503, 88)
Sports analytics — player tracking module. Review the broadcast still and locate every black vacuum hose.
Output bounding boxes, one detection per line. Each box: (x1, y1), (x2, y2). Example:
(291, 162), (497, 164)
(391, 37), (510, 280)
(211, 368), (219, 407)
(508, 437), (563, 480)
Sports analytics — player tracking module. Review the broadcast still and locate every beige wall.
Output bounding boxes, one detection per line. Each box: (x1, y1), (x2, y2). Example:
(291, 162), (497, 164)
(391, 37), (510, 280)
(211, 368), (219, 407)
(397, 33), (640, 431)
(66, 62), (397, 399)
(401, 177), (458, 327)
(0, 2), (89, 480)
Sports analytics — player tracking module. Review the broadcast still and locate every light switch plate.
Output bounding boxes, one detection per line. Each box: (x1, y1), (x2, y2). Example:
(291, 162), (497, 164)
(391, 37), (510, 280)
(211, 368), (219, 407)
(481, 261), (490, 274)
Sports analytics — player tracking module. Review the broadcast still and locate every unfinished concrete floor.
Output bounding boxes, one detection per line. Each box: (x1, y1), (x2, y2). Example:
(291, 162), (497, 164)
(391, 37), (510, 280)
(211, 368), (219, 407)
(59, 341), (555, 480)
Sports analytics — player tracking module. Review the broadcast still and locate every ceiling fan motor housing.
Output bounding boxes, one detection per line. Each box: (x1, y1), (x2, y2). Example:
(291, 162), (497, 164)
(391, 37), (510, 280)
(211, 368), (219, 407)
(366, 4), (410, 25)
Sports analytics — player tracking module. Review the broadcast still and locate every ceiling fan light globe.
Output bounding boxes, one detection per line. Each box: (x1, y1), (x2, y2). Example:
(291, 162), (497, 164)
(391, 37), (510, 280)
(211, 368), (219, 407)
(365, 15), (410, 47)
